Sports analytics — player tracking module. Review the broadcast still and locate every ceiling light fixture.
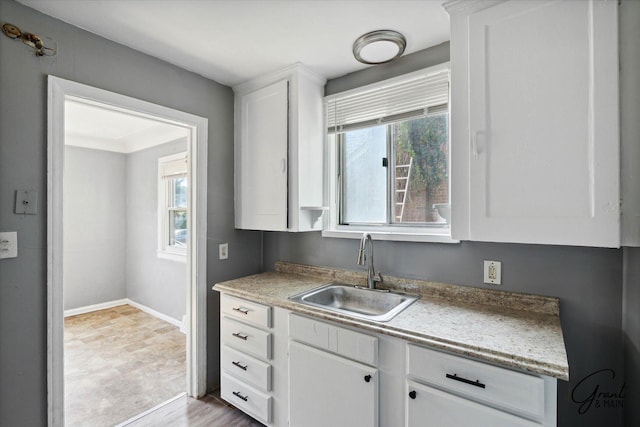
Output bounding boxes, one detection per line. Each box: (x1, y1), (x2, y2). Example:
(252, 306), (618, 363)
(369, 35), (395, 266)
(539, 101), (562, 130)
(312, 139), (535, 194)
(352, 30), (406, 65)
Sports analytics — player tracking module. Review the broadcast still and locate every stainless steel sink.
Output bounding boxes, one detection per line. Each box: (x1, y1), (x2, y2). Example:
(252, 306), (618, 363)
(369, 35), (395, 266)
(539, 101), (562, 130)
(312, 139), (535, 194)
(288, 283), (420, 322)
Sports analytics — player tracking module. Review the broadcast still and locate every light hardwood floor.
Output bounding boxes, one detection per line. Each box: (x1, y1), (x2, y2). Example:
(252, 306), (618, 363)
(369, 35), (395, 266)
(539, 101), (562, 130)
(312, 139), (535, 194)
(64, 305), (186, 426)
(65, 304), (262, 426)
(119, 392), (264, 426)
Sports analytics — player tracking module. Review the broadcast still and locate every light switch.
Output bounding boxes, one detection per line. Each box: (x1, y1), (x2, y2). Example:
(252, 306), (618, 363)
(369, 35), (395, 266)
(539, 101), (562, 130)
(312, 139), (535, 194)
(0, 232), (18, 259)
(15, 190), (37, 214)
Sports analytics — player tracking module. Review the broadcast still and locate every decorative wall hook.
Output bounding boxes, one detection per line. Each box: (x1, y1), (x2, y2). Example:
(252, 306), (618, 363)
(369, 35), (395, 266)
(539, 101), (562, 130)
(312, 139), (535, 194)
(2, 22), (56, 56)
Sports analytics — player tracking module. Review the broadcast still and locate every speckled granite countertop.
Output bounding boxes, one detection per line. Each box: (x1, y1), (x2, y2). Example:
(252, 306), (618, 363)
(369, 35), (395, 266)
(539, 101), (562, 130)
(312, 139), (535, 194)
(213, 261), (569, 381)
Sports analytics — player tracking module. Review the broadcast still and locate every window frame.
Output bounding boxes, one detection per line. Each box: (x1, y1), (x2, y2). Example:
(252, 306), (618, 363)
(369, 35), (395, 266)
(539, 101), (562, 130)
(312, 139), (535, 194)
(157, 151), (189, 261)
(323, 64), (458, 243)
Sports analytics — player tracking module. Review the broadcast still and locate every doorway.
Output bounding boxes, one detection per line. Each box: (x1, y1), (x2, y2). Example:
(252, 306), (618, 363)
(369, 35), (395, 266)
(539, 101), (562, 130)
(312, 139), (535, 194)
(47, 76), (208, 427)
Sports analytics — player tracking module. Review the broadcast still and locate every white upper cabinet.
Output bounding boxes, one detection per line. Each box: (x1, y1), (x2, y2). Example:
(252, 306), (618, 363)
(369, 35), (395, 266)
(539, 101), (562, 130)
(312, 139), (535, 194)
(234, 63), (326, 232)
(236, 80), (289, 231)
(446, 0), (621, 247)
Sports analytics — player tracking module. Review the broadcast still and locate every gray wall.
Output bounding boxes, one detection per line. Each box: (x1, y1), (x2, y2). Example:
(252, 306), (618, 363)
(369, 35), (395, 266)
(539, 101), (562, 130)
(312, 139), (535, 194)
(63, 146), (127, 310)
(621, 1), (640, 425)
(64, 140), (189, 323)
(0, 1), (262, 425)
(623, 248), (640, 426)
(126, 139), (187, 322)
(264, 36), (631, 426)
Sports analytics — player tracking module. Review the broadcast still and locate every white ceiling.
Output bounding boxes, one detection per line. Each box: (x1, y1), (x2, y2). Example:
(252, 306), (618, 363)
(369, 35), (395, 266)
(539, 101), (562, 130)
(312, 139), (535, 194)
(18, 0), (450, 87)
(65, 98), (189, 153)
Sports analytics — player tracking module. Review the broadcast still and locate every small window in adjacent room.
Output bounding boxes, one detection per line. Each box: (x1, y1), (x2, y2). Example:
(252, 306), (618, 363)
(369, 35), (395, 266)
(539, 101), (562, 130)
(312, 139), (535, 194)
(325, 63), (453, 242)
(158, 152), (188, 259)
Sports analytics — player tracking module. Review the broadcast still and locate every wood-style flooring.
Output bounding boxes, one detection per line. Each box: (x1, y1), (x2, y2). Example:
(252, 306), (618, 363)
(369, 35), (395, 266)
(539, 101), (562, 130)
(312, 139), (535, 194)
(119, 392), (264, 426)
(64, 305), (186, 426)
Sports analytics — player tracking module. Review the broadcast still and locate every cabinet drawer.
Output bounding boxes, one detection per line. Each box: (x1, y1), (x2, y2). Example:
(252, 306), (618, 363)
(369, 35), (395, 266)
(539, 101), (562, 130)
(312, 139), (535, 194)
(221, 316), (272, 360)
(407, 344), (544, 419)
(221, 345), (271, 392)
(289, 313), (378, 366)
(406, 380), (540, 427)
(221, 294), (272, 328)
(221, 373), (272, 424)
(289, 313), (330, 349)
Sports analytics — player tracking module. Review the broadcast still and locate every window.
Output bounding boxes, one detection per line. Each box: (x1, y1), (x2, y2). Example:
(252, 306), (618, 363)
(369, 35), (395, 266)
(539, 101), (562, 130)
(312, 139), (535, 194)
(158, 152), (188, 259)
(325, 63), (454, 242)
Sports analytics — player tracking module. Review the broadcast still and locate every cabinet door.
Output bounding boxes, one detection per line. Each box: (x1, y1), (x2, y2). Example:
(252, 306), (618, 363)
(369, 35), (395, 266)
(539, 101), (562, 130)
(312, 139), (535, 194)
(289, 341), (378, 427)
(406, 381), (540, 427)
(458, 0), (619, 247)
(236, 79), (288, 231)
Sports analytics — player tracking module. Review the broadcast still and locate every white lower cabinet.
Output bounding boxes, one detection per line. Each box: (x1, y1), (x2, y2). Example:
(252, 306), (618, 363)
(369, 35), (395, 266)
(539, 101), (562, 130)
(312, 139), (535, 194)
(406, 344), (556, 427)
(218, 294), (558, 427)
(221, 345), (272, 392)
(219, 294), (286, 426)
(288, 313), (379, 427)
(221, 373), (272, 423)
(289, 341), (378, 427)
(406, 381), (539, 427)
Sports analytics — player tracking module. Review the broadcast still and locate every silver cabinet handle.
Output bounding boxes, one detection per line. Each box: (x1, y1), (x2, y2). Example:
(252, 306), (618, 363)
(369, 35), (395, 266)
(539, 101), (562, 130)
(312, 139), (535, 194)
(232, 307), (249, 315)
(232, 332), (248, 340)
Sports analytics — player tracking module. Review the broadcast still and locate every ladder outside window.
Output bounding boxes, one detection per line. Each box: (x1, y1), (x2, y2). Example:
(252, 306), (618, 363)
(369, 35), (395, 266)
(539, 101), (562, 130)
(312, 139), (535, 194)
(395, 157), (413, 222)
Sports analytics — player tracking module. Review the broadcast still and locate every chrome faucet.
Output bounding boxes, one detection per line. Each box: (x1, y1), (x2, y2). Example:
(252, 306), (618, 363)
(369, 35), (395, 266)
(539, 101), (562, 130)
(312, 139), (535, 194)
(357, 232), (383, 289)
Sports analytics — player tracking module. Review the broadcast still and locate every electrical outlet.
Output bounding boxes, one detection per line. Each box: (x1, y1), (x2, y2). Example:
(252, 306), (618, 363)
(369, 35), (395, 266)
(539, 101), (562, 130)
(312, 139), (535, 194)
(483, 260), (501, 285)
(219, 243), (229, 260)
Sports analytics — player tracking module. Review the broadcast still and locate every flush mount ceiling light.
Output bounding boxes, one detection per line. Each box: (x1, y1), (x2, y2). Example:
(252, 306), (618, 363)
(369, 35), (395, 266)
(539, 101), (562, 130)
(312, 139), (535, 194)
(352, 30), (406, 65)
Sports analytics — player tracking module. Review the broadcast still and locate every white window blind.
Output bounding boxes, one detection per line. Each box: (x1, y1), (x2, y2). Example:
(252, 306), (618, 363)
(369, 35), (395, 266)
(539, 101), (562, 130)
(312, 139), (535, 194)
(326, 64), (449, 133)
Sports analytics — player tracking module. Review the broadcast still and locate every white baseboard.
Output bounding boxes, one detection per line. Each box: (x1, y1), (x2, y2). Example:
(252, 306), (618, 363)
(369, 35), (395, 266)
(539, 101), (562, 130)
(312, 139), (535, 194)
(64, 298), (185, 333)
(64, 299), (128, 317)
(180, 314), (188, 334)
(126, 299), (184, 331)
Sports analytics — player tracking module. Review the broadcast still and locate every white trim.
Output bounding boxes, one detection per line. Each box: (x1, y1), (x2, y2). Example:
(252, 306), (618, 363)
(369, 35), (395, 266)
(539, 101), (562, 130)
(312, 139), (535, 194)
(157, 250), (188, 262)
(48, 76), (208, 427)
(126, 299), (183, 330)
(63, 299), (129, 318)
(115, 392), (187, 427)
(233, 62), (326, 95)
(63, 299), (185, 332)
(321, 229), (459, 244)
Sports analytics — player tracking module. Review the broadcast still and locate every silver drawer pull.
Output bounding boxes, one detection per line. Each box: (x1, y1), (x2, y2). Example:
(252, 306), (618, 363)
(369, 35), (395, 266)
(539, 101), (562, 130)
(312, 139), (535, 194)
(232, 391), (249, 402)
(232, 360), (248, 371)
(232, 307), (249, 315)
(446, 373), (486, 389)
(232, 332), (248, 340)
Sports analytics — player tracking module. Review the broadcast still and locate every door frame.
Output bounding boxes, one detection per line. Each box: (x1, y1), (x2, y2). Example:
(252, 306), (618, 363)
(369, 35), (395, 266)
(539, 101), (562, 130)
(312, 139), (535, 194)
(47, 76), (208, 427)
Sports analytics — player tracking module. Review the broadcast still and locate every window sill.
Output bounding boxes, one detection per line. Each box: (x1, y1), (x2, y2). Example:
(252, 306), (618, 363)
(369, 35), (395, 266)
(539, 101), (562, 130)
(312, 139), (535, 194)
(322, 227), (459, 243)
(157, 250), (187, 262)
